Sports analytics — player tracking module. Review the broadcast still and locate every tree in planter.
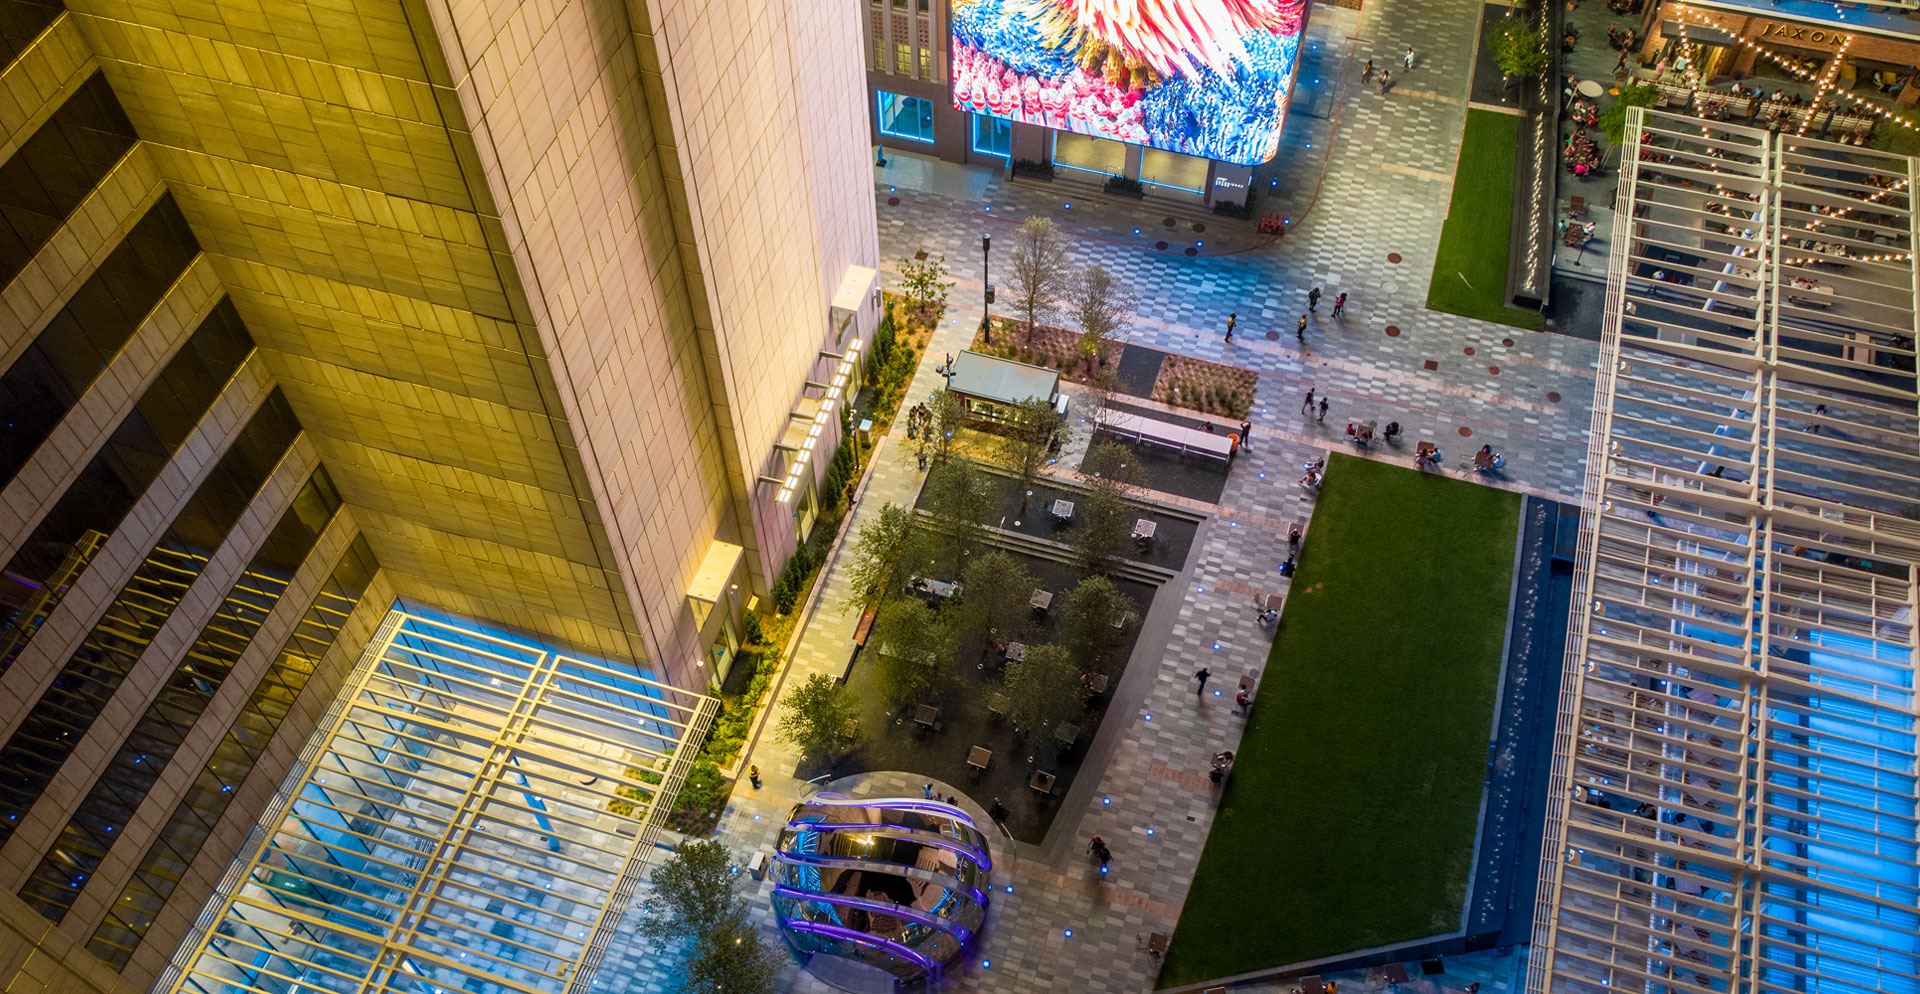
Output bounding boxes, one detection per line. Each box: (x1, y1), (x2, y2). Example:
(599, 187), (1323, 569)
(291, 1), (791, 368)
(1006, 216), (1073, 339)
(776, 673), (860, 761)
(1002, 643), (1089, 736)
(1070, 264), (1137, 371)
(639, 840), (779, 994)
(1058, 574), (1135, 675)
(1074, 440), (1143, 573)
(847, 503), (915, 600)
(898, 255), (954, 326)
(679, 910), (779, 994)
(638, 839), (742, 943)
(1598, 84), (1660, 147)
(1492, 19), (1549, 80)
(925, 387), (966, 467)
(996, 395), (1068, 512)
(917, 458), (997, 576)
(954, 550), (1035, 656)
(873, 598), (954, 704)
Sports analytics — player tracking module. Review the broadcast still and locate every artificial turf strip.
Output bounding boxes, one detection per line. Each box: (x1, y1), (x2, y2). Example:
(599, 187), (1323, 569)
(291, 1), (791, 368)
(1157, 455), (1521, 987)
(1425, 109), (1547, 332)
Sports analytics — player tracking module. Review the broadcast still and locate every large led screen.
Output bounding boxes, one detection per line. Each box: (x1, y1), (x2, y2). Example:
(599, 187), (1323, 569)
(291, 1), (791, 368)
(951, 0), (1309, 166)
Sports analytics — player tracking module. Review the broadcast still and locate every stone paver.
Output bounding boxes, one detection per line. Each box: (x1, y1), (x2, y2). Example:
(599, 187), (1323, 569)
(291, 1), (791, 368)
(600, 2), (1567, 992)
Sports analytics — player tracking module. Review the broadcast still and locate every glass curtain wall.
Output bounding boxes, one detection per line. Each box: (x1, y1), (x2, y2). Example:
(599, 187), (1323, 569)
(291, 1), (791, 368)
(0, 389), (300, 846)
(0, 71), (138, 286)
(17, 469), (343, 921)
(0, 298), (254, 675)
(88, 538), (379, 969)
(0, 194), (201, 489)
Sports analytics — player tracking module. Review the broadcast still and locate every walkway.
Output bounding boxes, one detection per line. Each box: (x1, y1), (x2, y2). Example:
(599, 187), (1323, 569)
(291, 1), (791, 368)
(598, 1), (1584, 992)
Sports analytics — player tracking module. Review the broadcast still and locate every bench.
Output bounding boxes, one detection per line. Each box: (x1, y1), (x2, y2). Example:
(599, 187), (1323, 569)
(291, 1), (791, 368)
(747, 851), (768, 879)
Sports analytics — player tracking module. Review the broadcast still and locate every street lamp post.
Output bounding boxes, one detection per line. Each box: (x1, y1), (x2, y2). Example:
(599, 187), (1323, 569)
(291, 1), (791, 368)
(981, 233), (993, 343)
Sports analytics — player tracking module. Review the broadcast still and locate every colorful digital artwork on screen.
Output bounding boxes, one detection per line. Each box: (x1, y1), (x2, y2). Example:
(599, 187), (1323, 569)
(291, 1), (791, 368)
(951, 0), (1308, 166)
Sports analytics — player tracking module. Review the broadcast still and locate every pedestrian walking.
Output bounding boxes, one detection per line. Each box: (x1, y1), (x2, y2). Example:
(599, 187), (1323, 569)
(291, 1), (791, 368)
(1318, 397), (1329, 422)
(1297, 313), (1308, 340)
(1363, 59), (1374, 83)
(1301, 388), (1315, 414)
(1331, 292), (1348, 317)
(923, 782), (935, 799)
(1226, 312), (1236, 342)
(1239, 420), (1253, 450)
(1379, 68), (1392, 93)
(1404, 46), (1416, 70)
(1194, 666), (1211, 695)
(748, 764), (762, 789)
(1308, 286), (1321, 312)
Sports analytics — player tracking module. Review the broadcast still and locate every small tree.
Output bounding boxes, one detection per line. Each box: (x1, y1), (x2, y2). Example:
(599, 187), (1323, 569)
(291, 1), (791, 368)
(1074, 440), (1142, 572)
(918, 458), (997, 575)
(898, 255), (954, 325)
(874, 598), (954, 704)
(1074, 484), (1134, 573)
(776, 673), (860, 760)
(1493, 20), (1549, 80)
(638, 840), (741, 943)
(1058, 574), (1134, 675)
(927, 387), (966, 467)
(954, 550), (1035, 654)
(678, 910), (779, 994)
(1002, 644), (1088, 735)
(1599, 84), (1661, 147)
(997, 396), (1068, 511)
(1007, 216), (1073, 337)
(847, 503), (914, 600)
(1070, 264), (1136, 370)
(1081, 439), (1144, 495)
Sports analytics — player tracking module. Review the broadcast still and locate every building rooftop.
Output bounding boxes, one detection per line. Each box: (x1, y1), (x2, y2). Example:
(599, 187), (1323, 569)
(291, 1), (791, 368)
(947, 349), (1060, 406)
(1532, 109), (1919, 994)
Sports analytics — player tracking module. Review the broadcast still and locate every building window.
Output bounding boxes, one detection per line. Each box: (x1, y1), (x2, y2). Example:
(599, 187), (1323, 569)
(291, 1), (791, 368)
(877, 92), (935, 143)
(972, 113), (1011, 159)
(919, 45), (931, 77)
(894, 41), (911, 75)
(918, 0), (930, 11)
(873, 37), (884, 71)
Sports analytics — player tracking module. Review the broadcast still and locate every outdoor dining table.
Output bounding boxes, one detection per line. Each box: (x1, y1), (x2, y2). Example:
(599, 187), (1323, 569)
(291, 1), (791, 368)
(1053, 722), (1079, 746)
(1131, 518), (1156, 540)
(914, 704), (939, 729)
(1029, 588), (1053, 613)
(1028, 770), (1056, 795)
(1051, 499), (1074, 522)
(1004, 641), (1027, 661)
(1084, 673), (1108, 694)
(967, 746), (992, 772)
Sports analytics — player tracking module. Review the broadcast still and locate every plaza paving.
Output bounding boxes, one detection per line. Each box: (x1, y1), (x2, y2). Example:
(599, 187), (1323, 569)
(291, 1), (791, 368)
(597, 0), (1590, 991)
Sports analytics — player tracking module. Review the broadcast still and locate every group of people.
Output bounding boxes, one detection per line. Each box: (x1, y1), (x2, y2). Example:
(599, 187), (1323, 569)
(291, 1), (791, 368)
(1472, 444), (1506, 473)
(1565, 126), (1601, 177)
(1208, 750), (1236, 786)
(1360, 47), (1416, 95)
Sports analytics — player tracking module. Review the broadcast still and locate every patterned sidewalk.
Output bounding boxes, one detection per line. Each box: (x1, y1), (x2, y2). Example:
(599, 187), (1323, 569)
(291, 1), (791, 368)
(598, 1), (1570, 992)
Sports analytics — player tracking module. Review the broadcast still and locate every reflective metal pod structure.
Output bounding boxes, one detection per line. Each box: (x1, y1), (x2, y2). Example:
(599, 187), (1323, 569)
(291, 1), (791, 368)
(772, 793), (993, 992)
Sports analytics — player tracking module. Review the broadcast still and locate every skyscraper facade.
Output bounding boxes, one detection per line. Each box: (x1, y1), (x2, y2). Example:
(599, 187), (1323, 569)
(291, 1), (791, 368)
(0, 0), (877, 990)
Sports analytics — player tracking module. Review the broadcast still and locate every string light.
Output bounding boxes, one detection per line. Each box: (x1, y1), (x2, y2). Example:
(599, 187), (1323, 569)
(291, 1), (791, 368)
(1795, 32), (1852, 136)
(1674, 5), (1917, 137)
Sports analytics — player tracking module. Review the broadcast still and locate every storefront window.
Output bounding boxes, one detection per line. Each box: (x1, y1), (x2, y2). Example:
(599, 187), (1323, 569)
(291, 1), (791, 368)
(972, 114), (1012, 159)
(878, 92), (935, 143)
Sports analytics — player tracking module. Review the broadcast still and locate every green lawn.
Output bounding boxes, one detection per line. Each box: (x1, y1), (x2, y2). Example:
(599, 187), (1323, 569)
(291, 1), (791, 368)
(1158, 455), (1521, 987)
(1426, 109), (1546, 331)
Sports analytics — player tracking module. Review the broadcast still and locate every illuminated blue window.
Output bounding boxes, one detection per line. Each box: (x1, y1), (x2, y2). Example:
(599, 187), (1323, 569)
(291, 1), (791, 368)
(972, 113), (1011, 159)
(878, 91), (934, 143)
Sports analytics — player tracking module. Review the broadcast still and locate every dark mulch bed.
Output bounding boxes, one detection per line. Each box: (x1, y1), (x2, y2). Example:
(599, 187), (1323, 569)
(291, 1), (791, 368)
(824, 552), (1156, 844)
(983, 477), (1198, 572)
(1083, 428), (1232, 505)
